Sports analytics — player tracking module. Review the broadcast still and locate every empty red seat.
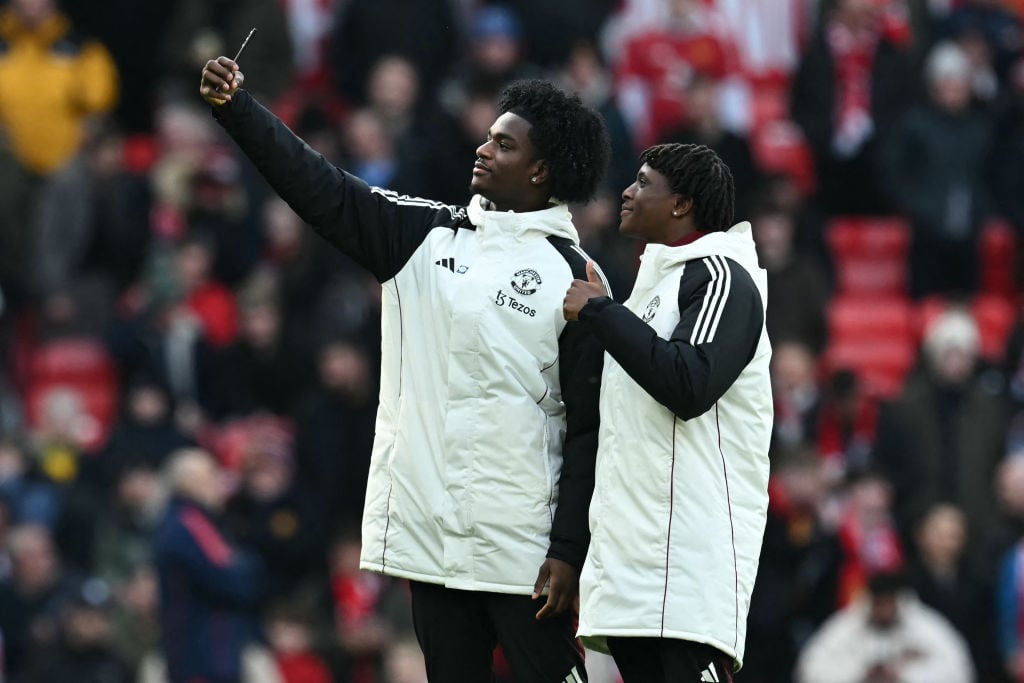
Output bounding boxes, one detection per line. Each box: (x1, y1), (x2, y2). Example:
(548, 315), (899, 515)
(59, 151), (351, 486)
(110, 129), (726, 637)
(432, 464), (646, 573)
(829, 295), (913, 341)
(972, 294), (1018, 362)
(826, 295), (916, 398)
(751, 120), (816, 195)
(827, 217), (911, 296)
(825, 338), (916, 399)
(979, 219), (1018, 298)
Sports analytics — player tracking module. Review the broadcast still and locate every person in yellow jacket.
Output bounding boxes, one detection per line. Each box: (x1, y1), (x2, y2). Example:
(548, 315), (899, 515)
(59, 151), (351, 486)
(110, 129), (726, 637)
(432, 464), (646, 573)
(0, 0), (118, 295)
(0, 0), (118, 175)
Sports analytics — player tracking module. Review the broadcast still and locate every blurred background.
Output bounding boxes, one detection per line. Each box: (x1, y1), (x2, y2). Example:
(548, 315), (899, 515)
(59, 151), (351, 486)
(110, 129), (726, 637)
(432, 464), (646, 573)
(0, 0), (1021, 681)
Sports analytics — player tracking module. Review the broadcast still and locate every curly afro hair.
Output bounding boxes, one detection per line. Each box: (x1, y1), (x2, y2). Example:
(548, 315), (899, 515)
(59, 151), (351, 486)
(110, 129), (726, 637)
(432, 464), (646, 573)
(640, 143), (735, 232)
(498, 79), (610, 204)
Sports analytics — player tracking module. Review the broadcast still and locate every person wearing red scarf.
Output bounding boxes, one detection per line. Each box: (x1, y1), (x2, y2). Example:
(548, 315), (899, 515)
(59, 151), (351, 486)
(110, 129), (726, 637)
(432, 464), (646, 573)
(791, 0), (913, 216)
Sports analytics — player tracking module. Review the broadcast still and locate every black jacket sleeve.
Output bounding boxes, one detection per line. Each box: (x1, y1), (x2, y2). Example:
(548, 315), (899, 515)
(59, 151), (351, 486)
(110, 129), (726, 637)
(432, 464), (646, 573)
(580, 255), (763, 421)
(545, 238), (603, 569)
(547, 319), (603, 568)
(211, 91), (461, 282)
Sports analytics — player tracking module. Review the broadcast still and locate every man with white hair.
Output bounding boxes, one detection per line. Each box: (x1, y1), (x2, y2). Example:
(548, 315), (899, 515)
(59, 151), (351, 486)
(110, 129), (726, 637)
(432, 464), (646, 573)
(879, 41), (995, 297)
(873, 309), (1008, 548)
(153, 448), (263, 683)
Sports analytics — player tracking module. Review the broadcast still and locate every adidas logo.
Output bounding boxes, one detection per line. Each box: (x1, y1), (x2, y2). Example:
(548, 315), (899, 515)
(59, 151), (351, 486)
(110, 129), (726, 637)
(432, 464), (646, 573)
(435, 258), (456, 272)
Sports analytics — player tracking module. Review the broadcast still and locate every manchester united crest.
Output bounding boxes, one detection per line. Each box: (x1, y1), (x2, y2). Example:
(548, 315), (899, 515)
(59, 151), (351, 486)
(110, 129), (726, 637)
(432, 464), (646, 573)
(511, 269), (542, 295)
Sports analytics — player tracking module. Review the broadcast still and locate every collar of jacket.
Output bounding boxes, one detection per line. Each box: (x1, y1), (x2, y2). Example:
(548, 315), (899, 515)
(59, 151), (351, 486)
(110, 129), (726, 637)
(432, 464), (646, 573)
(634, 221), (767, 300)
(641, 221), (758, 272)
(467, 194), (580, 244)
(0, 10), (69, 46)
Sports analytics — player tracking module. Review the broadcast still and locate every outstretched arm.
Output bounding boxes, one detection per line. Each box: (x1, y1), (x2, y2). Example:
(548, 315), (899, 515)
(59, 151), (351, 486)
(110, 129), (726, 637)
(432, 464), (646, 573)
(200, 57), (461, 282)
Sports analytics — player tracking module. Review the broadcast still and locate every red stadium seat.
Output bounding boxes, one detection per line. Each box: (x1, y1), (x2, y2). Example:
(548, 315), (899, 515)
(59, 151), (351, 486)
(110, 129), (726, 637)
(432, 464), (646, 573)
(749, 74), (790, 133)
(825, 337), (916, 399)
(751, 120), (816, 195)
(979, 219), (1018, 298)
(826, 295), (916, 398)
(829, 295), (914, 340)
(972, 294), (1018, 362)
(826, 217), (911, 296)
(23, 338), (119, 451)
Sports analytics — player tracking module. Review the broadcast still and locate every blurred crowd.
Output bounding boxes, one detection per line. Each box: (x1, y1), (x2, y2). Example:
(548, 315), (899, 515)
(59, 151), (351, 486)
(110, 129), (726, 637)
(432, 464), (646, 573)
(0, 0), (1021, 681)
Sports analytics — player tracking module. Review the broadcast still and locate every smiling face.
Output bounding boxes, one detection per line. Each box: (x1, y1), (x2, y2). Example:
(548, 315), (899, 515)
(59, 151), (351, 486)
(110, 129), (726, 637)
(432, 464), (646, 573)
(470, 112), (547, 212)
(619, 163), (691, 243)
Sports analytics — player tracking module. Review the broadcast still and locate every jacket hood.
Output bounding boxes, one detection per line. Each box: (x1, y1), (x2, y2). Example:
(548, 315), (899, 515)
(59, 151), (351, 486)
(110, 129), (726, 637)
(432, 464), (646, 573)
(467, 194), (580, 243)
(634, 222), (767, 305)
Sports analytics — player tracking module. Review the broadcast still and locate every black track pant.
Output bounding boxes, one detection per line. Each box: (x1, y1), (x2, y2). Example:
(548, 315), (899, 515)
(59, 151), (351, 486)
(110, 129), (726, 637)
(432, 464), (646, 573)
(409, 580), (587, 683)
(608, 637), (734, 683)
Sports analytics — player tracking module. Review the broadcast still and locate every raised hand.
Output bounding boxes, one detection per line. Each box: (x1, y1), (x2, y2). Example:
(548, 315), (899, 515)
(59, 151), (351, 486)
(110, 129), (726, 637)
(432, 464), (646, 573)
(200, 56), (244, 106)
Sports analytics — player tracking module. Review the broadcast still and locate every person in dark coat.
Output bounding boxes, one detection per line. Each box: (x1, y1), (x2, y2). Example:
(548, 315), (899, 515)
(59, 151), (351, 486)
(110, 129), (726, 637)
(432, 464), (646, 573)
(879, 42), (995, 297)
(17, 580), (133, 683)
(873, 309), (1008, 549)
(153, 448), (264, 683)
(790, 0), (914, 216)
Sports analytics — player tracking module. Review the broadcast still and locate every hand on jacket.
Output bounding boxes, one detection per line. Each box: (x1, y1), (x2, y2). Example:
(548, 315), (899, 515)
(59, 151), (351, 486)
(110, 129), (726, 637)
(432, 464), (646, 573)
(563, 261), (607, 321)
(200, 57), (244, 106)
(533, 557), (579, 620)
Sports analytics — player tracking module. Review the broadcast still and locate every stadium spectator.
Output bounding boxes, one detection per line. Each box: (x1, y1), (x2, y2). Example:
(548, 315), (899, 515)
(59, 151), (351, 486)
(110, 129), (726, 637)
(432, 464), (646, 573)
(795, 570), (974, 683)
(835, 470), (904, 607)
(398, 77), (501, 206)
(558, 41), (637, 197)
(293, 339), (376, 531)
(339, 108), (401, 192)
(0, 437), (61, 530)
(101, 374), (193, 480)
(942, 0), (1024, 83)
(816, 370), (879, 482)
(201, 59), (610, 681)
(909, 502), (998, 679)
(752, 200), (829, 354)
(328, 0), (459, 104)
(224, 425), (324, 603)
(0, 524), (79, 676)
(880, 42), (995, 297)
(154, 448), (264, 683)
(874, 308), (1008, 545)
(790, 0), (913, 216)
(108, 565), (161, 674)
(92, 463), (164, 590)
(771, 341), (822, 451)
(263, 602), (332, 683)
(615, 0), (740, 146)
(0, 0), (118, 297)
(16, 578), (133, 683)
(214, 286), (311, 420)
(665, 75), (762, 216)
(501, 0), (617, 67)
(745, 453), (841, 683)
(162, 0), (293, 104)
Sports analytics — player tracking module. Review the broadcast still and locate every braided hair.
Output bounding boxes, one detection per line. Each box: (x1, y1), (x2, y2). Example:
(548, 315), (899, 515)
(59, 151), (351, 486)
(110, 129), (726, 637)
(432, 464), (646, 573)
(640, 143), (735, 232)
(499, 79), (610, 203)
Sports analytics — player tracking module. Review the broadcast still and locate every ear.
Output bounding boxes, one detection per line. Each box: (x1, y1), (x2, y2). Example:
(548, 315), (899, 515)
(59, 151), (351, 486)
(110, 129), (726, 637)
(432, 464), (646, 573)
(671, 196), (694, 219)
(529, 160), (550, 186)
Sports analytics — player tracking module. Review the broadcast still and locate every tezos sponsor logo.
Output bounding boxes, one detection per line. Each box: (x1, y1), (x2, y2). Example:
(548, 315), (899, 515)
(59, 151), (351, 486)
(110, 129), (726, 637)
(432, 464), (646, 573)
(494, 289), (536, 317)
